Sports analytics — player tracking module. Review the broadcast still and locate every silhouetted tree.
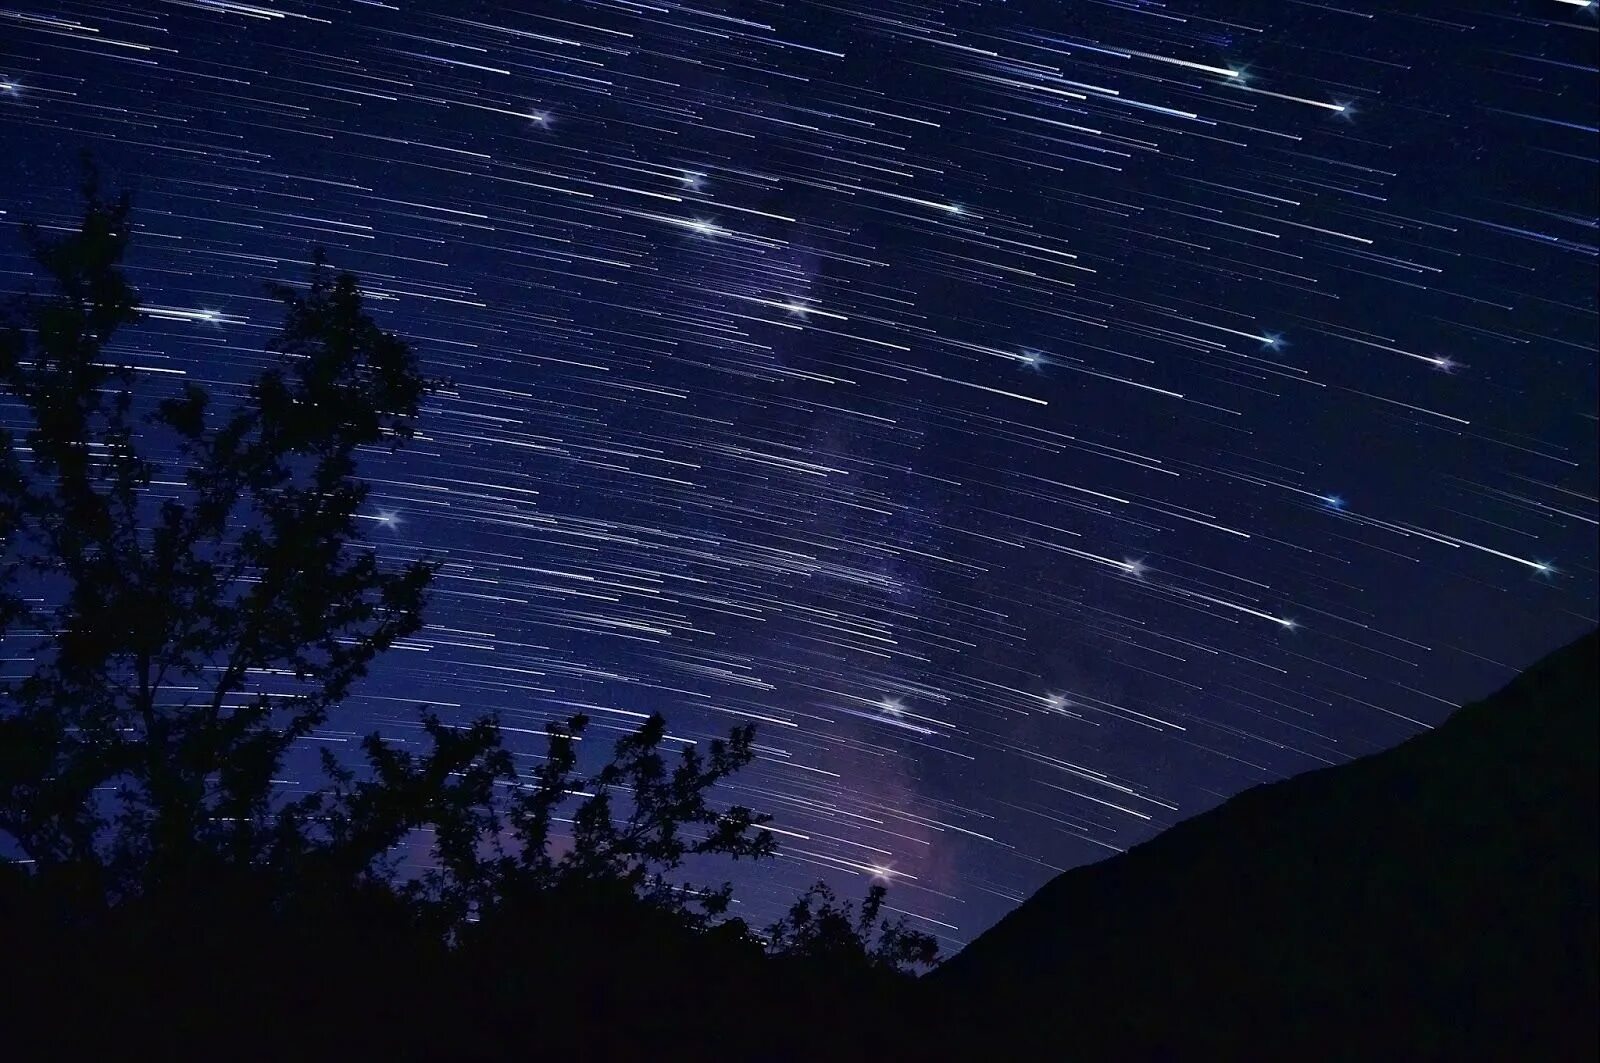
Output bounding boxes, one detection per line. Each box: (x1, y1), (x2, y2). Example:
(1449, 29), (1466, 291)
(0, 163), (979, 1063)
(0, 175), (776, 935)
(433, 711), (777, 930)
(0, 169), (451, 904)
(766, 880), (941, 974)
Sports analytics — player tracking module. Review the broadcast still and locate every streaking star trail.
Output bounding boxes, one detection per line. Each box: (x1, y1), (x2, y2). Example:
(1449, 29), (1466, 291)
(1, 0), (1595, 948)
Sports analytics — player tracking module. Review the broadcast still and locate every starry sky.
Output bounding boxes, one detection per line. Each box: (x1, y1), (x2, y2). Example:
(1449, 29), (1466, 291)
(2, 0), (1596, 949)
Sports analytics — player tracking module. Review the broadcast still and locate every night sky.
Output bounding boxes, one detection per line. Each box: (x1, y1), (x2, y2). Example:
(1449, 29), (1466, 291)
(2, 0), (1596, 949)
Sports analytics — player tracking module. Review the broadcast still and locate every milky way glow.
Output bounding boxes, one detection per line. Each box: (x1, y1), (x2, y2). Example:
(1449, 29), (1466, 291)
(2, 0), (1595, 948)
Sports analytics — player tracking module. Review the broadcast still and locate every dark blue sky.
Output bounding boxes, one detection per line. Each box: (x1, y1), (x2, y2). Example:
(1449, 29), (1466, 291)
(2, 0), (1596, 947)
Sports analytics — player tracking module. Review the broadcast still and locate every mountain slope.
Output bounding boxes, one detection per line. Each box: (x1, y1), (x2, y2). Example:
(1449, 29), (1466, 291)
(926, 630), (1598, 1061)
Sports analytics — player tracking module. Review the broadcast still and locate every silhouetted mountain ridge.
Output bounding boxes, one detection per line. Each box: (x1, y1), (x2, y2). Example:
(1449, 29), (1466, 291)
(926, 629), (1598, 1060)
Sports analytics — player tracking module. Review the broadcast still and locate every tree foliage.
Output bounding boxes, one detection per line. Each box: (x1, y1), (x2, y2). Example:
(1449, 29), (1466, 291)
(766, 880), (941, 974)
(0, 170), (435, 901)
(0, 176), (775, 928)
(476, 711), (777, 923)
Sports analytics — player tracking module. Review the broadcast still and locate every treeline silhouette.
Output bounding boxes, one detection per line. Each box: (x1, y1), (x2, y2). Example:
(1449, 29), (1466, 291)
(5, 172), (1594, 1063)
(0, 174), (936, 1061)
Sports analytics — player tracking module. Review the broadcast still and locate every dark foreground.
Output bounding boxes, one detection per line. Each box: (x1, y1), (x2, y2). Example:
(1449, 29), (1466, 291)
(930, 628), (1598, 1061)
(4, 631), (1596, 1062)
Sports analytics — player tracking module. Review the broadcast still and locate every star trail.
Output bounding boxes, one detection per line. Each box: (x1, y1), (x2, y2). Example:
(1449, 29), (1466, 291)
(2, 0), (1595, 949)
